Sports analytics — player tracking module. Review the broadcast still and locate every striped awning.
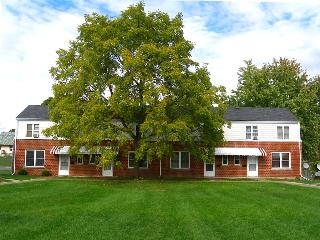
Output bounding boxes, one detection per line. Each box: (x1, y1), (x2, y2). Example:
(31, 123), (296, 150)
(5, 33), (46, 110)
(215, 147), (267, 156)
(50, 146), (91, 155)
(50, 146), (117, 155)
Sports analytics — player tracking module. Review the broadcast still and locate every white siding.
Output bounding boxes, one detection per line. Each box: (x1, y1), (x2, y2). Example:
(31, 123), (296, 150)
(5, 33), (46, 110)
(223, 121), (300, 142)
(16, 120), (53, 139)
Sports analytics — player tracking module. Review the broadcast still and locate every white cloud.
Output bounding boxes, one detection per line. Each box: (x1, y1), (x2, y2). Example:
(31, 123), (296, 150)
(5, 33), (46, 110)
(0, 0), (320, 132)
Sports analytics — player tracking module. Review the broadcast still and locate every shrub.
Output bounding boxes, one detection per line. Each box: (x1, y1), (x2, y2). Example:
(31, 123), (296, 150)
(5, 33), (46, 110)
(41, 170), (51, 176)
(18, 169), (27, 175)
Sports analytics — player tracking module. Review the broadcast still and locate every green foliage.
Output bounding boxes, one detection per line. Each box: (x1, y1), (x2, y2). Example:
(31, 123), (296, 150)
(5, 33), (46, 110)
(17, 168), (27, 175)
(45, 2), (226, 175)
(41, 169), (52, 176)
(231, 58), (320, 163)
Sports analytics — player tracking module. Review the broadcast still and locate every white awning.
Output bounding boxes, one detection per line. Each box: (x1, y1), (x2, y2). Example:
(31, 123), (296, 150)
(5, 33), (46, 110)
(215, 147), (266, 156)
(50, 146), (91, 155)
(50, 146), (117, 155)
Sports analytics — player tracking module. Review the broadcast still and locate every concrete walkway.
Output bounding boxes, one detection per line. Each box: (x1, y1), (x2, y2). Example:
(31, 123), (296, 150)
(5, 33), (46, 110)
(1, 177), (320, 189)
(272, 180), (320, 189)
(0, 177), (48, 185)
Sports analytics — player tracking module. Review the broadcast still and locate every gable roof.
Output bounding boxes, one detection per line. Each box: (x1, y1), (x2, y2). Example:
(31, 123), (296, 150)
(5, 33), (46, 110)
(224, 107), (298, 122)
(16, 105), (49, 120)
(0, 132), (15, 145)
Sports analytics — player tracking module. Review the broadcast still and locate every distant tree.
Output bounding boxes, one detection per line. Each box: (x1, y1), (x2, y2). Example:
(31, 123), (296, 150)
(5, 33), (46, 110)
(42, 97), (53, 106)
(44, 2), (226, 176)
(9, 129), (15, 132)
(230, 58), (320, 163)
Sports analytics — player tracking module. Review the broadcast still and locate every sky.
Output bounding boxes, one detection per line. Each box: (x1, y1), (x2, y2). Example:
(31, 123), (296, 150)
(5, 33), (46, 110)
(1, 0), (320, 132)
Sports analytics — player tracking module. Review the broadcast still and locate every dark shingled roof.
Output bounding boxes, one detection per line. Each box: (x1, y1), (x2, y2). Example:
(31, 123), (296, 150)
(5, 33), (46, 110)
(224, 107), (298, 122)
(16, 105), (49, 120)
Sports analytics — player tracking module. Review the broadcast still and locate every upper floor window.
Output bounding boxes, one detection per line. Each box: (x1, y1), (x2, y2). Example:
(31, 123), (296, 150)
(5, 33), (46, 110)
(246, 125), (258, 140)
(272, 152), (291, 169)
(26, 124), (39, 138)
(128, 151), (148, 168)
(171, 151), (190, 169)
(25, 150), (44, 167)
(277, 126), (289, 139)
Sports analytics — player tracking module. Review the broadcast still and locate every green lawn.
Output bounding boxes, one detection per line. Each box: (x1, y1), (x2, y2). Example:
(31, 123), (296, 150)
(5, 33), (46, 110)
(0, 179), (319, 240)
(0, 155), (12, 166)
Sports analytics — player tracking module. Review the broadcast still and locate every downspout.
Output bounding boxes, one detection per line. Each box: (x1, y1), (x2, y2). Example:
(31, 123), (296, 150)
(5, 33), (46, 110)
(159, 160), (162, 177)
(12, 121), (18, 175)
(298, 122), (303, 178)
(299, 139), (302, 178)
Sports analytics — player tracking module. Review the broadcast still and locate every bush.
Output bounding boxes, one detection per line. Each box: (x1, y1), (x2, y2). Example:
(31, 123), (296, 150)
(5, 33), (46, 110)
(18, 169), (27, 175)
(41, 170), (52, 176)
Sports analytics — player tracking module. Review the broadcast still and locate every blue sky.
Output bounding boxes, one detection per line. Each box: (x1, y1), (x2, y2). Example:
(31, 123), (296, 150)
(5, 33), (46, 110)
(1, 0), (320, 132)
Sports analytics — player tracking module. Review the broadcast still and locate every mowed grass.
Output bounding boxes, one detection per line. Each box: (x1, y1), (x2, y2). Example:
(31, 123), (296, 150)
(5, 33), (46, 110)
(0, 156), (12, 166)
(0, 179), (319, 240)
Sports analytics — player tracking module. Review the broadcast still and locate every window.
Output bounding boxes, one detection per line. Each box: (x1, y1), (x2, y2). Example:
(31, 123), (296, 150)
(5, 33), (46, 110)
(25, 150), (44, 167)
(171, 151), (190, 169)
(26, 124), (39, 137)
(222, 155), (228, 166)
(246, 126), (258, 140)
(76, 155), (83, 165)
(234, 155), (240, 165)
(277, 126), (289, 139)
(272, 152), (291, 168)
(89, 155), (98, 165)
(128, 151), (148, 168)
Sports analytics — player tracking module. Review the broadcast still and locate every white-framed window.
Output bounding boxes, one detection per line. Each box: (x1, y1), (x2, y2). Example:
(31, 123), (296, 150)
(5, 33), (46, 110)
(171, 151), (190, 169)
(277, 126), (289, 139)
(272, 152), (291, 169)
(25, 150), (45, 167)
(246, 125), (258, 140)
(234, 155), (240, 165)
(26, 124), (40, 138)
(89, 155), (98, 165)
(76, 155), (83, 165)
(222, 155), (228, 166)
(128, 151), (148, 168)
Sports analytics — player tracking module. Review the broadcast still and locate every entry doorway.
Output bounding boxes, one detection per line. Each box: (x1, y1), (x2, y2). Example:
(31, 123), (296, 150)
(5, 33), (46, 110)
(102, 164), (113, 177)
(204, 162), (215, 177)
(59, 154), (69, 176)
(247, 156), (258, 177)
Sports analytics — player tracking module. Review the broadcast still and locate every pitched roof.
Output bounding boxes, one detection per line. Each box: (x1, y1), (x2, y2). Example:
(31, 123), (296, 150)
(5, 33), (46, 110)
(224, 107), (298, 122)
(0, 132), (14, 145)
(16, 105), (49, 120)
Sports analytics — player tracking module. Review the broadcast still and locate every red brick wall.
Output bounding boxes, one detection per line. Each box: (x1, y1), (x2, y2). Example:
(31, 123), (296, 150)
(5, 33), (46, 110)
(15, 139), (60, 176)
(15, 139), (301, 178)
(215, 141), (301, 178)
(113, 143), (204, 178)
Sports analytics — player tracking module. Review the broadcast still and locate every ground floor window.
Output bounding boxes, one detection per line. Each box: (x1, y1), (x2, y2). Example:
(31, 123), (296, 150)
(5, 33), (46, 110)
(222, 155), (228, 166)
(234, 155), (240, 165)
(89, 154), (98, 165)
(76, 155), (83, 165)
(272, 152), (291, 168)
(128, 151), (148, 168)
(25, 150), (45, 167)
(171, 151), (190, 169)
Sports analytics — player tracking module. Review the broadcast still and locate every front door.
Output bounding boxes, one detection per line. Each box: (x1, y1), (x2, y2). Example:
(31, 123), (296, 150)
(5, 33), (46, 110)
(247, 156), (258, 177)
(59, 154), (69, 176)
(204, 162), (215, 177)
(102, 163), (113, 177)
